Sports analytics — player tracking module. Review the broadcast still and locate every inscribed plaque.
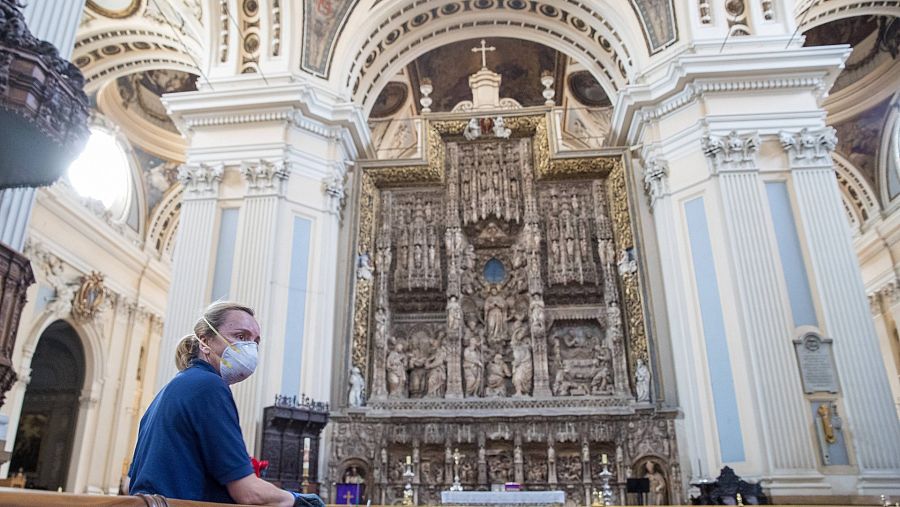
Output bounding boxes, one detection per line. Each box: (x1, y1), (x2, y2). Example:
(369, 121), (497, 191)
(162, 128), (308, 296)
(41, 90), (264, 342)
(793, 333), (839, 394)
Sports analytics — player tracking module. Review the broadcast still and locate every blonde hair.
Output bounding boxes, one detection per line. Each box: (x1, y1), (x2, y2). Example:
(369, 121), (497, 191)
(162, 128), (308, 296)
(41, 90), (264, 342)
(174, 301), (256, 371)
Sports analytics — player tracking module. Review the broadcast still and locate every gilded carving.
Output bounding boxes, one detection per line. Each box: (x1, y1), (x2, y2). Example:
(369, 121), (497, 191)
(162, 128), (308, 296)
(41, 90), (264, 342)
(341, 114), (670, 503)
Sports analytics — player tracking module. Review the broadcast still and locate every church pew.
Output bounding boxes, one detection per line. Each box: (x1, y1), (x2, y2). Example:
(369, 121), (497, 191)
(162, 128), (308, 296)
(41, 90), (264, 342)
(0, 489), (257, 507)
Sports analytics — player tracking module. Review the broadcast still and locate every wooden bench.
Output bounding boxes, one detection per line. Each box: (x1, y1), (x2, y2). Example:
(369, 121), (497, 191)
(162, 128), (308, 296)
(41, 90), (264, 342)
(0, 489), (256, 506)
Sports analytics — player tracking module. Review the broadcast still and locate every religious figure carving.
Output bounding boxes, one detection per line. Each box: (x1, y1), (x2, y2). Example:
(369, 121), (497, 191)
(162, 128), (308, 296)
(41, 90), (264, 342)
(425, 334), (448, 398)
(529, 295), (545, 335)
(464, 118), (481, 141)
(643, 461), (667, 505)
(357, 253), (374, 280)
(462, 334), (484, 397)
(484, 286), (509, 344)
(386, 341), (408, 398)
(493, 116), (511, 139)
(590, 346), (613, 395)
(343, 466), (365, 484)
(511, 331), (533, 396)
(485, 353), (510, 397)
(349, 366), (366, 407)
(635, 358), (651, 402)
(448, 296), (462, 331)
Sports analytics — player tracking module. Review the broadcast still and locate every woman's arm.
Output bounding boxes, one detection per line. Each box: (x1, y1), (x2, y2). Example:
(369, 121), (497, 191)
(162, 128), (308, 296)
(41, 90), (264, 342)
(226, 473), (295, 506)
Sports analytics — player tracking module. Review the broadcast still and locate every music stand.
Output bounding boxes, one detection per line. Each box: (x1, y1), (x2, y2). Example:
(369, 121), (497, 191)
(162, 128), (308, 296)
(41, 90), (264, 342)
(626, 478), (650, 505)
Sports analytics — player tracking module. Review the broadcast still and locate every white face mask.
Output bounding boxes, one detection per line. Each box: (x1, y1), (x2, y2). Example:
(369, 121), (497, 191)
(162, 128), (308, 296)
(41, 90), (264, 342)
(201, 317), (258, 385)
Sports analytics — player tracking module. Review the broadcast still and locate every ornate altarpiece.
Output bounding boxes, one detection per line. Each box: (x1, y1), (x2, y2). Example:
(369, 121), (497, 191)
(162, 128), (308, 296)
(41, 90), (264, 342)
(330, 115), (681, 505)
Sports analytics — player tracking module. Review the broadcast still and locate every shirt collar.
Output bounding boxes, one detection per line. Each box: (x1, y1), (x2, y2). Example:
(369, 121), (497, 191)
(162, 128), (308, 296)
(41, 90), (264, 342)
(190, 358), (217, 374)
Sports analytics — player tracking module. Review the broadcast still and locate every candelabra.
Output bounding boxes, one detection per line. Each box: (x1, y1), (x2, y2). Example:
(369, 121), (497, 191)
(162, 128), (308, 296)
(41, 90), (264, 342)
(597, 454), (613, 506)
(402, 456), (415, 506)
(450, 448), (463, 491)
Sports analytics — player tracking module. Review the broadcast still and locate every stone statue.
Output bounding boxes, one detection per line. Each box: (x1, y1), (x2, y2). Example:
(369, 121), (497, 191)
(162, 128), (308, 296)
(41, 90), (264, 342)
(484, 286), (508, 344)
(485, 353), (510, 397)
(462, 336), (484, 397)
(448, 296), (462, 331)
(511, 334), (533, 396)
(644, 461), (667, 505)
(425, 334), (448, 398)
(386, 341), (408, 398)
(529, 295), (545, 334)
(493, 115), (511, 138)
(635, 358), (651, 402)
(343, 466), (365, 484)
(348, 366), (366, 407)
(590, 346), (612, 395)
(357, 253), (374, 280)
(464, 117), (481, 141)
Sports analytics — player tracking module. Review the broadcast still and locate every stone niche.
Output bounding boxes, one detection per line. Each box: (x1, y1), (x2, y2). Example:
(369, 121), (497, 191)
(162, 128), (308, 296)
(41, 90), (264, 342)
(336, 115), (679, 505)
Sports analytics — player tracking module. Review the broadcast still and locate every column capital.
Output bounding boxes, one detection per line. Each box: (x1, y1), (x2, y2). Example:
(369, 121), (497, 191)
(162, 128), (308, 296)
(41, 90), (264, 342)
(779, 127), (837, 169)
(178, 163), (223, 197)
(701, 130), (760, 173)
(240, 159), (290, 195)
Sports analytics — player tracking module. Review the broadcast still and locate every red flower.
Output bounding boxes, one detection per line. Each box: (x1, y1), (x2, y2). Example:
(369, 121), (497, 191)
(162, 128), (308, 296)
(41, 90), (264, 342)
(251, 457), (270, 477)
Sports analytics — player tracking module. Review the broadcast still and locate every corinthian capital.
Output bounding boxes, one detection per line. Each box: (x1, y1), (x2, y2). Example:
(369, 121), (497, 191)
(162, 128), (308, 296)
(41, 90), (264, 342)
(240, 159), (290, 194)
(701, 130), (760, 172)
(779, 127), (837, 167)
(178, 163), (223, 196)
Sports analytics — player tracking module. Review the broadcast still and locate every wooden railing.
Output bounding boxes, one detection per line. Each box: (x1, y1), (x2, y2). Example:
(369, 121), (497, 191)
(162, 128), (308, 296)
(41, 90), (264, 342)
(0, 491), (887, 507)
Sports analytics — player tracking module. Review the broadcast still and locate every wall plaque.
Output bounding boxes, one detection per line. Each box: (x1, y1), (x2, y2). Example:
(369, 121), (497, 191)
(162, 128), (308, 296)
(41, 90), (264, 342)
(793, 333), (839, 394)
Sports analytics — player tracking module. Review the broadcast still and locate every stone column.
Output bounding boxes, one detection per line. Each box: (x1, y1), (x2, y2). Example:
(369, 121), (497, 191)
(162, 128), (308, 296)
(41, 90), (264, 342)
(783, 129), (900, 479)
(154, 165), (223, 390)
(0, 0), (87, 252)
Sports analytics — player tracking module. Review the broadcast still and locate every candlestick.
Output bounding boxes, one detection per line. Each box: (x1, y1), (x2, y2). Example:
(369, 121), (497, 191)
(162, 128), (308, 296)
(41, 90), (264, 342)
(406, 455), (412, 465)
(601, 453), (607, 464)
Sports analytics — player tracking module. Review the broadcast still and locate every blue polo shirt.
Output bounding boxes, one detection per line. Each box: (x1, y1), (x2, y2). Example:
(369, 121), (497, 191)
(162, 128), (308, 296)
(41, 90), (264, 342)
(129, 360), (254, 503)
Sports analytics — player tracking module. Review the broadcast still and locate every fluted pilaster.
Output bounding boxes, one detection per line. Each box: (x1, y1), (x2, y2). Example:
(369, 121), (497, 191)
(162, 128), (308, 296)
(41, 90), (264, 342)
(0, 188), (35, 251)
(155, 165), (223, 390)
(709, 134), (817, 470)
(792, 166), (900, 470)
(230, 160), (288, 451)
(21, 0), (85, 59)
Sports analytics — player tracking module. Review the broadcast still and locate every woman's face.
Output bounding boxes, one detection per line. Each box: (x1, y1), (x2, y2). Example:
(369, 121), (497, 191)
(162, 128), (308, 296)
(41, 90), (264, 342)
(202, 310), (261, 373)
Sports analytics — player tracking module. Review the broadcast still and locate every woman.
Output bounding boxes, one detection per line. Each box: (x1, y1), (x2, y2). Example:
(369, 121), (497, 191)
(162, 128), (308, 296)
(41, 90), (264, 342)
(129, 301), (320, 506)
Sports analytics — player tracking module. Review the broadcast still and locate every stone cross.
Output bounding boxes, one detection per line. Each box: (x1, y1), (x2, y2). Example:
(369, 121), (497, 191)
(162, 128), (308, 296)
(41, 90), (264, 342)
(472, 39), (496, 69)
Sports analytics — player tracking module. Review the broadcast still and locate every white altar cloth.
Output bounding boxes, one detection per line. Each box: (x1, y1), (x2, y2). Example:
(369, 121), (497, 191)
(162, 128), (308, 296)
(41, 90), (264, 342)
(441, 491), (565, 506)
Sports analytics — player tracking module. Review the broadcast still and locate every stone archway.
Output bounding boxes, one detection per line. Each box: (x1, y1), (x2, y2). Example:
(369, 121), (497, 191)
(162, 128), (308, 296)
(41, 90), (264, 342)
(8, 321), (86, 491)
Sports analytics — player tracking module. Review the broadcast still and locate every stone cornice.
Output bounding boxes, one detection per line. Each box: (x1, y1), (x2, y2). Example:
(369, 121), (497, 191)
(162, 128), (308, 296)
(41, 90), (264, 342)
(612, 44), (851, 146)
(163, 77), (373, 159)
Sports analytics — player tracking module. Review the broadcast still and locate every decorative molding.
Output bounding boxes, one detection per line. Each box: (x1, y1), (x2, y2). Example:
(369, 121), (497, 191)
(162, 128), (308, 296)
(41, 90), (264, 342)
(270, 0), (282, 57)
(218, 0), (229, 63)
(347, 0), (633, 108)
(701, 131), (760, 173)
(241, 159), (290, 194)
(323, 172), (348, 219)
(638, 78), (826, 124)
(72, 271), (108, 322)
(238, 0), (261, 74)
(698, 0), (711, 24)
(779, 127), (838, 168)
(177, 163), (223, 196)
(641, 155), (668, 210)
